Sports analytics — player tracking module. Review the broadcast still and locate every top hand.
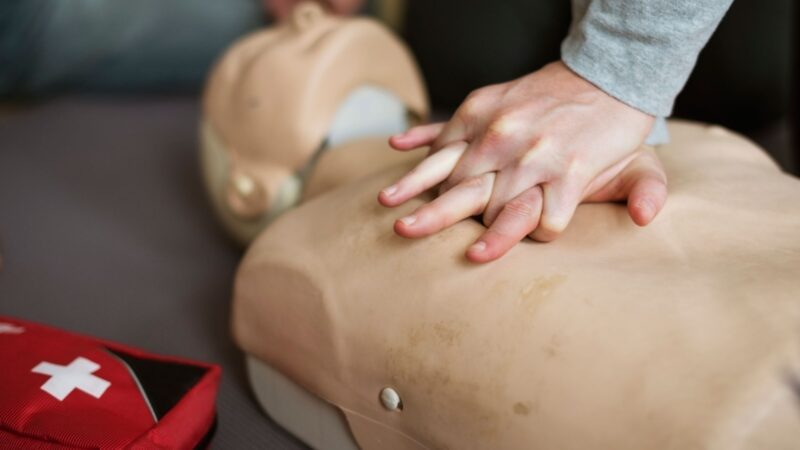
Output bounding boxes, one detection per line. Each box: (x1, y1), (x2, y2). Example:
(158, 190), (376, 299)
(378, 61), (667, 262)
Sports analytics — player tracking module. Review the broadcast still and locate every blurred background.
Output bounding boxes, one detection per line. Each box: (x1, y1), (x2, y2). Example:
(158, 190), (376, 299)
(0, 1), (795, 448)
(1, 0), (795, 171)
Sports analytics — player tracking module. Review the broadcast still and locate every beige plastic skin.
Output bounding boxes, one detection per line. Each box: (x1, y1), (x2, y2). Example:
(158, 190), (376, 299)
(200, 2), (428, 244)
(233, 121), (800, 450)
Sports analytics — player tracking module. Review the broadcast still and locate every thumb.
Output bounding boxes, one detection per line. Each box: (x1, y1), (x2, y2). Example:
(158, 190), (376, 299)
(584, 149), (668, 226)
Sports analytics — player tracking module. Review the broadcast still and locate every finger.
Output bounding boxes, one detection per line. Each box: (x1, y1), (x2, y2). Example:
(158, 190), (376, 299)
(429, 86), (498, 150)
(439, 132), (514, 194)
(582, 151), (641, 201)
(428, 114), (470, 154)
(389, 123), (446, 151)
(393, 85), (499, 156)
(394, 172), (495, 239)
(445, 132), (551, 195)
(441, 138), (502, 193)
(583, 147), (666, 204)
(379, 141), (467, 207)
(627, 174), (668, 226)
(467, 186), (543, 263)
(482, 165), (546, 227)
(479, 137), (561, 225)
(530, 181), (583, 242)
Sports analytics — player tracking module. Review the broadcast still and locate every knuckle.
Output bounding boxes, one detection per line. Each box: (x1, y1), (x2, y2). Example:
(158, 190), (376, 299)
(416, 205), (444, 228)
(519, 134), (557, 166)
(539, 215), (568, 235)
(565, 157), (584, 178)
(460, 100), (477, 117)
(460, 90), (487, 116)
(512, 152), (532, 170)
(530, 226), (560, 242)
(463, 91), (481, 105)
(469, 86), (492, 101)
(482, 118), (514, 148)
(460, 175), (487, 190)
(487, 113), (518, 136)
(486, 229), (513, 243)
(503, 199), (536, 220)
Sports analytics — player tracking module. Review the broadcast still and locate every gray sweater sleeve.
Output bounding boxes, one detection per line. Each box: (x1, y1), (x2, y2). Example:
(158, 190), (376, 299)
(561, 0), (733, 144)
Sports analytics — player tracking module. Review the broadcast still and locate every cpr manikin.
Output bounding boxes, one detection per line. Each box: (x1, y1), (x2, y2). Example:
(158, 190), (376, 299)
(200, 2), (427, 244)
(201, 4), (800, 449)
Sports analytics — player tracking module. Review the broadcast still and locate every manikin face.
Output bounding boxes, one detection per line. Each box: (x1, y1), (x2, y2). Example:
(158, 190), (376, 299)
(200, 2), (428, 244)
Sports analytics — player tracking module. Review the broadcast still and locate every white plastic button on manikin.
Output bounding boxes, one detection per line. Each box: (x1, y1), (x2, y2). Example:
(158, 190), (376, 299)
(380, 387), (402, 411)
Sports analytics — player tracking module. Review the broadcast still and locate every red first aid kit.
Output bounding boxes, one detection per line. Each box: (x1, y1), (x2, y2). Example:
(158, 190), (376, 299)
(0, 316), (221, 449)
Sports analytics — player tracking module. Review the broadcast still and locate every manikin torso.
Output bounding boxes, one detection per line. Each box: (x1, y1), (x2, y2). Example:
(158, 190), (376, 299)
(233, 122), (800, 450)
(200, 4), (800, 449)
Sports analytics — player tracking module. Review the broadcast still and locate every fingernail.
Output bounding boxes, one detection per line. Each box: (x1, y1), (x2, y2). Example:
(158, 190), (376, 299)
(399, 215), (416, 226)
(469, 241), (486, 253)
(382, 184), (398, 197)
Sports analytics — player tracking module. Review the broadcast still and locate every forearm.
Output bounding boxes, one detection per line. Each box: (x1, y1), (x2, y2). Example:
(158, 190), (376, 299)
(561, 0), (734, 118)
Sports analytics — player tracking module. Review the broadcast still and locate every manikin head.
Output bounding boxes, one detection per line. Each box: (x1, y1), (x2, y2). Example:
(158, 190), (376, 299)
(200, 2), (428, 244)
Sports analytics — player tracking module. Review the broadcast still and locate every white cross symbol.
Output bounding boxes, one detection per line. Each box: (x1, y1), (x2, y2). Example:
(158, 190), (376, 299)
(0, 323), (24, 334)
(31, 357), (111, 401)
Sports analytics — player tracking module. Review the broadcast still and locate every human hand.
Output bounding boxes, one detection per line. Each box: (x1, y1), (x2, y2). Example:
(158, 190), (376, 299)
(265, 0), (363, 20)
(378, 61), (666, 263)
